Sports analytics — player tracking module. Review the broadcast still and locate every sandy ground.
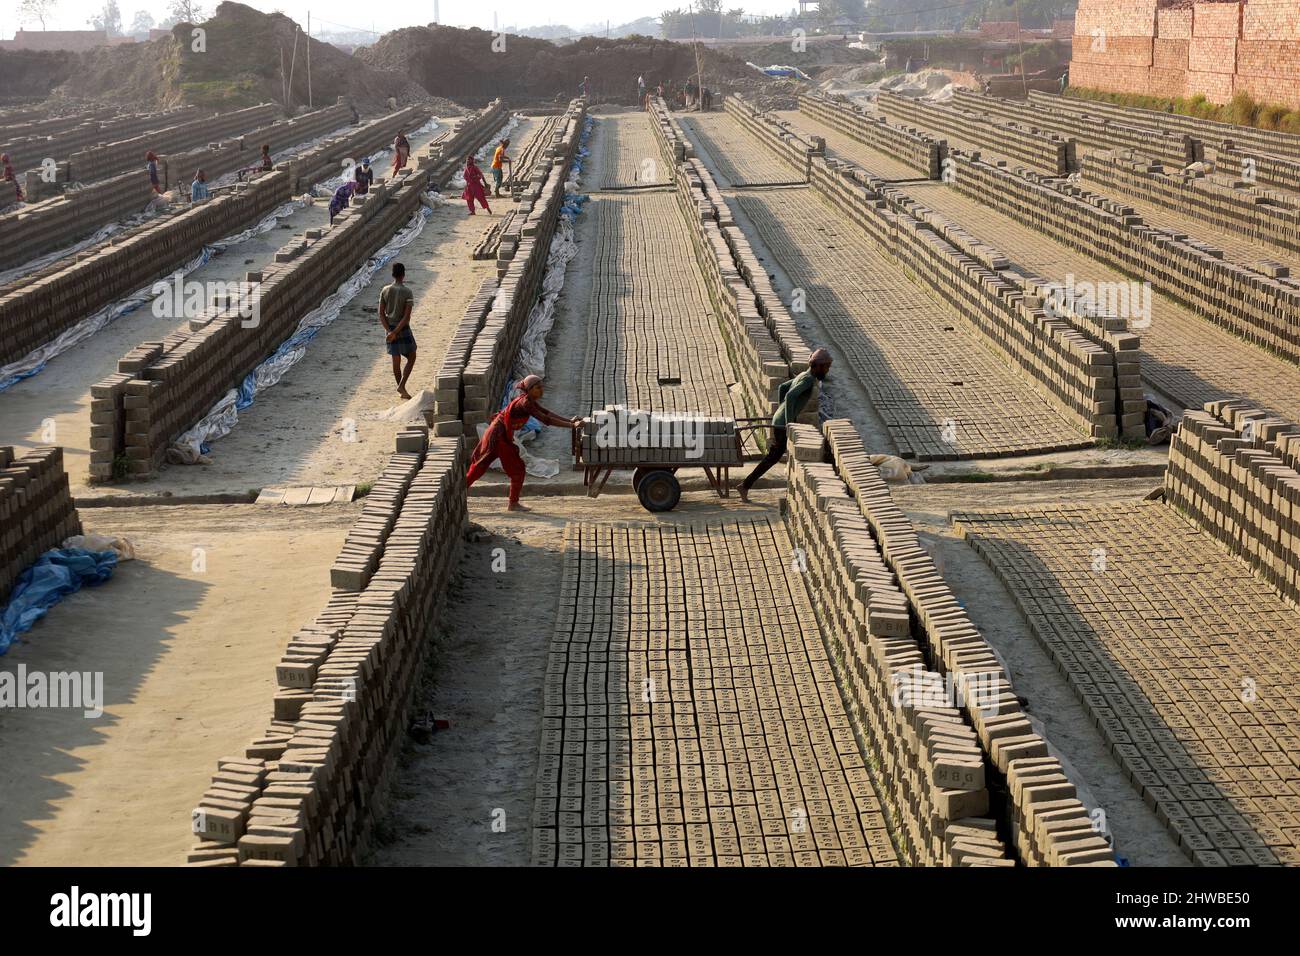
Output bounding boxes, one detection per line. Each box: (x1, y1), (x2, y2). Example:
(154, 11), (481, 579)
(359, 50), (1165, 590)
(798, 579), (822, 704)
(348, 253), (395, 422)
(0, 503), (354, 866)
(0, 119), (537, 499)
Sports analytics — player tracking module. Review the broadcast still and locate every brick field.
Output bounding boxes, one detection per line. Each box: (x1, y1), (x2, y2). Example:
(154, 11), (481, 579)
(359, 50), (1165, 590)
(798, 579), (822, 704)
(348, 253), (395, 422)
(677, 113), (809, 187)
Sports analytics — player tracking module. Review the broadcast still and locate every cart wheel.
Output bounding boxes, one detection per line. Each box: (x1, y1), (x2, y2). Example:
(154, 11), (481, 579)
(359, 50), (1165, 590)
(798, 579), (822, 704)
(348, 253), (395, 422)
(632, 467), (654, 493)
(637, 470), (681, 513)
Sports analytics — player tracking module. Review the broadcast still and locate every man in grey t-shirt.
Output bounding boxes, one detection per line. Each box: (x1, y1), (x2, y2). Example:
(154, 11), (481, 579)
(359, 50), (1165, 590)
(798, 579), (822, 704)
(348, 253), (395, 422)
(379, 262), (417, 400)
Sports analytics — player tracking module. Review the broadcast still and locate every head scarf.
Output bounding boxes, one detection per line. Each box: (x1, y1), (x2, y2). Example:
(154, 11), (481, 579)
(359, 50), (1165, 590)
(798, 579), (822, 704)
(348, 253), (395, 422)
(517, 374), (543, 392)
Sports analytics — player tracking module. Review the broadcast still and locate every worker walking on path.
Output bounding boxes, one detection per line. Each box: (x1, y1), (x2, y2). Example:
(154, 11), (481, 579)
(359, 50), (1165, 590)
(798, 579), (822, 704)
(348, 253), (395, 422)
(392, 131), (411, 175)
(462, 154), (491, 215)
(190, 169), (209, 203)
(146, 150), (163, 195)
(379, 262), (417, 400)
(737, 348), (832, 502)
(466, 375), (581, 511)
(491, 139), (511, 198)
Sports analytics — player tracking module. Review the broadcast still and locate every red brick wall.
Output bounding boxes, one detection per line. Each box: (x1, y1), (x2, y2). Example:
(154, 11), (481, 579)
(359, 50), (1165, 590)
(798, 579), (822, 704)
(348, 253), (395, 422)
(1070, 0), (1300, 107)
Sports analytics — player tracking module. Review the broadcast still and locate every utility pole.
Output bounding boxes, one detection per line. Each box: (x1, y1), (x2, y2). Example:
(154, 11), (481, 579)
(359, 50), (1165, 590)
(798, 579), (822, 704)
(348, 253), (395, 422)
(434, 1), (439, 25)
(307, 11), (313, 109)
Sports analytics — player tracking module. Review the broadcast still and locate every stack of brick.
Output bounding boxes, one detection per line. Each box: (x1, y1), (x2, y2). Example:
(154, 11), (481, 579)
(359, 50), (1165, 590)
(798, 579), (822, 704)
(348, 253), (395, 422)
(809, 156), (1134, 441)
(287, 105), (434, 193)
(188, 432), (468, 865)
(65, 104), (280, 185)
(1069, 0), (1160, 98)
(411, 99), (508, 191)
(943, 149), (1300, 368)
(1083, 147), (1300, 257)
(950, 88), (1199, 169)
(784, 427), (1013, 866)
(429, 279), (497, 434)
(453, 102), (587, 438)
(578, 407), (739, 465)
(673, 155), (813, 422)
(820, 419), (1117, 866)
(1237, 0), (1300, 107)
(1166, 400), (1300, 604)
(12, 106), (207, 199)
(798, 91), (945, 178)
(90, 163), (437, 479)
(2, 107), (431, 372)
(723, 94), (822, 182)
(0, 446), (82, 607)
(877, 91), (1076, 175)
(1187, 1), (1243, 104)
(0, 101), (356, 274)
(648, 96), (691, 165)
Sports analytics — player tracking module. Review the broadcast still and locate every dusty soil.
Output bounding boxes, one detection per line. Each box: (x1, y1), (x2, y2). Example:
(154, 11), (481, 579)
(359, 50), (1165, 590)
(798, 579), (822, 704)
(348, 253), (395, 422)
(0, 503), (353, 866)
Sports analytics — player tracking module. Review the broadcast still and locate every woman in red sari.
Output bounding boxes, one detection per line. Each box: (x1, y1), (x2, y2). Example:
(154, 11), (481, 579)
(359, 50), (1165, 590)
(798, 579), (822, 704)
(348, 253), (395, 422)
(461, 154), (491, 216)
(467, 375), (580, 510)
(1, 154), (21, 203)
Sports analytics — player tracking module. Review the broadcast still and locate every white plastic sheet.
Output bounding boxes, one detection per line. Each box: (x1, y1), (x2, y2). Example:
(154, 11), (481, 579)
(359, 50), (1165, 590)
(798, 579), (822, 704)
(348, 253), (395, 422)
(169, 206), (435, 462)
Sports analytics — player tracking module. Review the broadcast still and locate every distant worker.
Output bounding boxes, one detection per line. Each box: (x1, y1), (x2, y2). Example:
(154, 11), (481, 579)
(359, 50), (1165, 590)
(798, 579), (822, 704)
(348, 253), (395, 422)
(701, 87), (713, 111)
(466, 374), (581, 511)
(579, 75), (590, 98)
(490, 138), (511, 198)
(146, 150), (162, 195)
(737, 348), (832, 502)
(354, 157), (374, 195)
(637, 74), (646, 108)
(392, 131), (411, 175)
(259, 143), (273, 171)
(685, 78), (698, 108)
(328, 179), (355, 225)
(462, 153), (491, 216)
(2, 153), (22, 203)
(379, 261), (417, 401)
(190, 169), (209, 203)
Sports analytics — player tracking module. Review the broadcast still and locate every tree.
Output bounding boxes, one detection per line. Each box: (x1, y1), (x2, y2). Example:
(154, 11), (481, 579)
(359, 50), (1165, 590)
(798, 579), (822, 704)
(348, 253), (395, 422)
(130, 10), (156, 37)
(88, 0), (123, 36)
(162, 0), (211, 26)
(18, 0), (57, 30)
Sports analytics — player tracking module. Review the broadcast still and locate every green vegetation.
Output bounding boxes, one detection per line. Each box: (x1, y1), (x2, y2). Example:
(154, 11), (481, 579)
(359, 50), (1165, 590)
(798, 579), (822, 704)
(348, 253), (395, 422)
(178, 77), (263, 109)
(1066, 86), (1300, 135)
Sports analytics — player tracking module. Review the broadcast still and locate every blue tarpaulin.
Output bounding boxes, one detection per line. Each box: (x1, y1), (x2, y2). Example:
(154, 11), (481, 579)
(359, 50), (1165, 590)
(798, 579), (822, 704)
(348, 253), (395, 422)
(0, 548), (118, 655)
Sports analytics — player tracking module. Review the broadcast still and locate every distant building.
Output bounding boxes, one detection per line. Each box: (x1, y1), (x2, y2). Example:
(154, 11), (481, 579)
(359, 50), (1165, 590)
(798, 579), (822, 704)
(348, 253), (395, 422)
(0, 30), (136, 52)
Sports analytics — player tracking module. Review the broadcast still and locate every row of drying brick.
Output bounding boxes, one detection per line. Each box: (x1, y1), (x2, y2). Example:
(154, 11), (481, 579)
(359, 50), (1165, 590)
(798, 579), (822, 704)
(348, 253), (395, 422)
(950, 88), (1199, 170)
(430, 100), (585, 439)
(877, 91), (1075, 176)
(788, 419), (1115, 865)
(798, 91), (943, 179)
(0, 106), (429, 371)
(816, 419), (1117, 866)
(0, 446), (81, 608)
(1167, 400), (1300, 607)
(1082, 147), (1300, 259)
(722, 94), (822, 182)
(806, 154), (1138, 441)
(0, 104), (119, 147)
(188, 431), (468, 865)
(3, 105), (206, 191)
(0, 100), (356, 274)
(944, 148), (1300, 365)
(90, 103), (501, 481)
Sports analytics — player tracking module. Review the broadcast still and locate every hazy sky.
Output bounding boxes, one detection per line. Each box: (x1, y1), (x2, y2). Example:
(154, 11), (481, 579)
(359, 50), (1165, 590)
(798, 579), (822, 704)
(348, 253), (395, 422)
(13, 1), (802, 40)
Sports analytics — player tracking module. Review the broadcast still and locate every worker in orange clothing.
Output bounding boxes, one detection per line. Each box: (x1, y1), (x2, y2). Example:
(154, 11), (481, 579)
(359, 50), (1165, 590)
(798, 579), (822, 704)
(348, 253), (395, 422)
(466, 375), (581, 511)
(490, 138), (511, 198)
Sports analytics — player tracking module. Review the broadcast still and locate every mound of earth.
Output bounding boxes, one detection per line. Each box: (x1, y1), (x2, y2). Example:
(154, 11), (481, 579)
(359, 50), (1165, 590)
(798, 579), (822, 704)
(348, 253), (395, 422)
(357, 26), (763, 106)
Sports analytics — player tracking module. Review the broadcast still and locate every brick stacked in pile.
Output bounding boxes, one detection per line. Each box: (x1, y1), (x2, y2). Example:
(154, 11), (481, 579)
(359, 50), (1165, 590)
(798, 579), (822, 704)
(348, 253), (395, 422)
(188, 431), (468, 866)
(429, 278), (498, 435)
(877, 91), (1075, 175)
(90, 162), (441, 480)
(2, 107), (432, 371)
(456, 101), (586, 438)
(1167, 400), (1300, 604)
(819, 420), (1117, 866)
(723, 94), (823, 181)
(784, 429), (1013, 866)
(942, 147), (1300, 367)
(578, 407), (739, 465)
(66, 104), (280, 184)
(807, 155), (1135, 440)
(288, 105), (434, 192)
(672, 153), (813, 422)
(1072, 1), (1300, 109)
(12, 106), (207, 200)
(0, 101), (355, 274)
(1083, 148), (1300, 257)
(950, 88), (1199, 169)
(0, 104), (117, 163)
(0, 446), (81, 607)
(648, 96), (691, 164)
(798, 92), (944, 178)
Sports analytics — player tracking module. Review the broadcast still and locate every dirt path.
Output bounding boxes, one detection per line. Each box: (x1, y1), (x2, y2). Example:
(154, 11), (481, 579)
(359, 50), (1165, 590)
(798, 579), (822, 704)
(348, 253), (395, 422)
(0, 503), (353, 866)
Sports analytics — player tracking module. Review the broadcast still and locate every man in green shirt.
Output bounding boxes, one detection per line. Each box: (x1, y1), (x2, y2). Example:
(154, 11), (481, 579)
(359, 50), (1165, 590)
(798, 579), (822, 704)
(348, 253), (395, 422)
(738, 348), (832, 502)
(379, 262), (417, 400)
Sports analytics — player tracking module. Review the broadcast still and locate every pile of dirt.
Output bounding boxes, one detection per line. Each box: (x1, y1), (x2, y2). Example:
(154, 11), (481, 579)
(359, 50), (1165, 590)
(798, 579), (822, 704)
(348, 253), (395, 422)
(357, 26), (764, 107)
(13, 3), (441, 116)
